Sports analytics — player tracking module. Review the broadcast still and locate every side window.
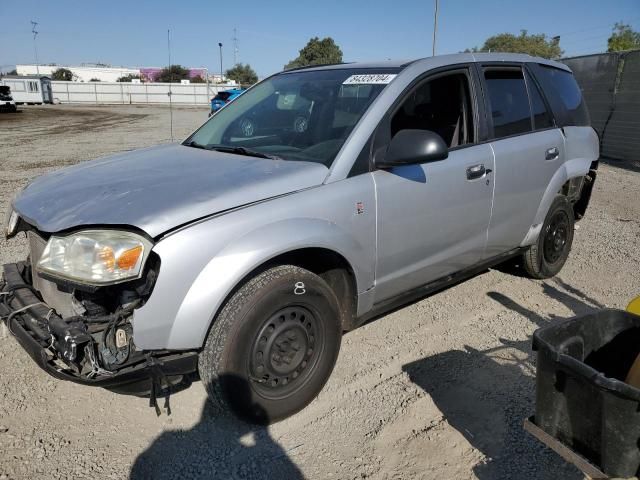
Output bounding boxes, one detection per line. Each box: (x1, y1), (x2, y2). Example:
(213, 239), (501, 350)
(484, 69), (532, 138)
(28, 81), (39, 93)
(5, 81), (24, 92)
(532, 65), (590, 126)
(390, 72), (475, 148)
(525, 71), (554, 130)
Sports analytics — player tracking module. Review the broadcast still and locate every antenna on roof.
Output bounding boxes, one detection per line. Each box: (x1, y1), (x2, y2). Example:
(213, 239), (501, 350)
(31, 20), (40, 74)
(167, 29), (174, 142)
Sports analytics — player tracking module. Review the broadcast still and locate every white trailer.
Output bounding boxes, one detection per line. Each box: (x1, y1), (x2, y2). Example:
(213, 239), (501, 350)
(0, 75), (52, 104)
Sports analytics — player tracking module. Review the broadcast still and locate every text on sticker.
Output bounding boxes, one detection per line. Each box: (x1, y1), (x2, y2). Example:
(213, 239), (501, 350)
(343, 74), (397, 85)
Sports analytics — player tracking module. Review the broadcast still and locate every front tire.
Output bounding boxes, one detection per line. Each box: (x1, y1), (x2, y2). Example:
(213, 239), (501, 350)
(523, 195), (575, 279)
(198, 265), (342, 424)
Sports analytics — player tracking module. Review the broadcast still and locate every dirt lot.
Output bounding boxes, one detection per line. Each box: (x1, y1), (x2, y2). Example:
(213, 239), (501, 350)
(1, 105), (639, 480)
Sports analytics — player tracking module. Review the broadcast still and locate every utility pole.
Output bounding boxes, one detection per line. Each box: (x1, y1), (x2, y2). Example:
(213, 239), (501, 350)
(431, 0), (439, 57)
(31, 20), (40, 74)
(218, 42), (223, 83)
(167, 29), (173, 142)
(233, 28), (239, 66)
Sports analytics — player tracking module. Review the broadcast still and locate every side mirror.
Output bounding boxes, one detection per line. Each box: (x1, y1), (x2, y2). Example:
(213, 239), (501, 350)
(377, 129), (448, 168)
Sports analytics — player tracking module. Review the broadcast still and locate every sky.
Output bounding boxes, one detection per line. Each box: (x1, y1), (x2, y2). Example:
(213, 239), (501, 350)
(1, 0), (639, 78)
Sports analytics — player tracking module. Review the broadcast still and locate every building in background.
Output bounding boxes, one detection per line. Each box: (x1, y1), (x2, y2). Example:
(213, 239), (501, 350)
(0, 75), (52, 104)
(139, 67), (207, 82)
(15, 64), (227, 83)
(17, 64), (139, 82)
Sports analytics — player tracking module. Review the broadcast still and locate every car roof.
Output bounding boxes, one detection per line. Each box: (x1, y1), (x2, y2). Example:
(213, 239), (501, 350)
(284, 52), (570, 73)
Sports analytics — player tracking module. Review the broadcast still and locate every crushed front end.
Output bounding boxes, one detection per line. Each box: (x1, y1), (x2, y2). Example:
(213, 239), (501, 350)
(1, 227), (198, 411)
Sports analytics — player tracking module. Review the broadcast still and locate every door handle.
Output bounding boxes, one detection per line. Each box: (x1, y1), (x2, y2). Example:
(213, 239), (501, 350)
(545, 147), (559, 160)
(466, 164), (489, 180)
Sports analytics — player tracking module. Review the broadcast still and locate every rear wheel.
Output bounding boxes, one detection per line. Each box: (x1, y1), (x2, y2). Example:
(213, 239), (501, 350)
(523, 195), (574, 279)
(198, 265), (342, 424)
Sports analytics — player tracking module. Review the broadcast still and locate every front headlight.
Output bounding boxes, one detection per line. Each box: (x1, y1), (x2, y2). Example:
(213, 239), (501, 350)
(5, 209), (19, 239)
(37, 230), (153, 286)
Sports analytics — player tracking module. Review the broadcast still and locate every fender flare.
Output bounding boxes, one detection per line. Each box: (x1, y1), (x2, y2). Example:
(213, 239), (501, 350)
(134, 217), (368, 350)
(520, 156), (592, 246)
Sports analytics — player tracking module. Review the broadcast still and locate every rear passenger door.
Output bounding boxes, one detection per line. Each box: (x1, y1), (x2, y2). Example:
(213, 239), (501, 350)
(481, 65), (566, 258)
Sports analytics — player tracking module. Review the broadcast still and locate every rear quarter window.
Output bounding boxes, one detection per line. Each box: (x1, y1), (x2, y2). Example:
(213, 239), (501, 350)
(529, 64), (590, 127)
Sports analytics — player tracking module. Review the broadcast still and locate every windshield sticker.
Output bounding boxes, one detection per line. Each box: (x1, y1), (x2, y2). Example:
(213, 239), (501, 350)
(343, 74), (397, 85)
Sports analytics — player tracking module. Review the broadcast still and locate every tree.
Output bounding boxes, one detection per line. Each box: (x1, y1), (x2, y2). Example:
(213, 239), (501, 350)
(190, 75), (206, 83)
(52, 68), (74, 81)
(117, 74), (141, 82)
(156, 65), (190, 83)
(3, 68), (17, 75)
(285, 37), (343, 70)
(225, 63), (258, 86)
(608, 22), (640, 52)
(89, 78), (101, 82)
(466, 30), (563, 59)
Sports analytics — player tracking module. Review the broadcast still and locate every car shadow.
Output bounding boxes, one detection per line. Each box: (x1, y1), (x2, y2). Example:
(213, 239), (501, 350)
(130, 374), (304, 480)
(402, 280), (602, 479)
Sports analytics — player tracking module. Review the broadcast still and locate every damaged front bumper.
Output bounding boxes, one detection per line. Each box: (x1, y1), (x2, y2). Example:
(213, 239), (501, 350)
(0, 262), (198, 398)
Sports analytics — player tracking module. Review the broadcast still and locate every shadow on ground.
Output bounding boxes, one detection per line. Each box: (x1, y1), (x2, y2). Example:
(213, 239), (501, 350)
(130, 375), (303, 480)
(403, 277), (602, 480)
(602, 157), (640, 174)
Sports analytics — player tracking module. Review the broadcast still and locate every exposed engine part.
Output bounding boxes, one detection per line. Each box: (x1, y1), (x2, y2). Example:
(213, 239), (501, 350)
(115, 329), (128, 349)
(100, 322), (133, 369)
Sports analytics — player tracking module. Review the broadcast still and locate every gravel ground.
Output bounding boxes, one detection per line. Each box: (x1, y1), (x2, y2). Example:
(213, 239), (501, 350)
(1, 105), (639, 480)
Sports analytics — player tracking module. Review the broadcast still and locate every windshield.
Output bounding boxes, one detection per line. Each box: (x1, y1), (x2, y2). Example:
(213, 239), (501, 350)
(214, 92), (232, 101)
(186, 69), (399, 166)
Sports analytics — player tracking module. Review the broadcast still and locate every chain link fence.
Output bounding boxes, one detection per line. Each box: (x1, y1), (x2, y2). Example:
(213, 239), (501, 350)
(564, 50), (640, 168)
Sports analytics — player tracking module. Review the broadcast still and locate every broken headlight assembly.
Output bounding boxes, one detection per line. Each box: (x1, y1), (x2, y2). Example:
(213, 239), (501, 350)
(37, 230), (153, 286)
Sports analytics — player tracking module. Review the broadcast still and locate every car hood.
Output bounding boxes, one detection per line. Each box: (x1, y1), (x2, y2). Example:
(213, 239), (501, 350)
(13, 144), (329, 238)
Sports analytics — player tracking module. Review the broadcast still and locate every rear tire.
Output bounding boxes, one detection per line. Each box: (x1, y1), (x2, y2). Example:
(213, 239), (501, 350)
(523, 195), (574, 279)
(198, 265), (342, 424)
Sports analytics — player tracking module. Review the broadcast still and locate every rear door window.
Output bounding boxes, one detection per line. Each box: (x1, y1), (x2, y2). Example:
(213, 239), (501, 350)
(484, 69), (532, 138)
(529, 64), (590, 126)
(525, 70), (554, 130)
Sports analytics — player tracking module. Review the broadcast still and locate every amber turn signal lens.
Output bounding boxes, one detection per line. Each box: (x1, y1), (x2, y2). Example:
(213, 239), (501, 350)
(117, 245), (143, 270)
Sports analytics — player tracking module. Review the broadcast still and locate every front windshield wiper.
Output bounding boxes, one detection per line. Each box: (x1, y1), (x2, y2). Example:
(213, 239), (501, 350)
(208, 145), (282, 160)
(184, 140), (208, 149)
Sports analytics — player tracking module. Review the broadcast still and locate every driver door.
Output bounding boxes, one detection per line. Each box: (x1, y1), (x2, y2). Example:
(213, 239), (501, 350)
(372, 68), (495, 303)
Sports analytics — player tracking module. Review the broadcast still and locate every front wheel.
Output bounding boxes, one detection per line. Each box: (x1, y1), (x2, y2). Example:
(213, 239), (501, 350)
(198, 265), (342, 424)
(522, 195), (575, 279)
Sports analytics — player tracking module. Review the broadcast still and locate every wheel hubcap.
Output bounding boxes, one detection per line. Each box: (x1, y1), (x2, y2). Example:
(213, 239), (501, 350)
(249, 306), (320, 397)
(543, 211), (570, 264)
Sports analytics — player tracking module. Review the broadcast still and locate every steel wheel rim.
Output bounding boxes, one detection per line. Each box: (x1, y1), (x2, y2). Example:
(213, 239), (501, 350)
(543, 210), (570, 265)
(249, 305), (323, 400)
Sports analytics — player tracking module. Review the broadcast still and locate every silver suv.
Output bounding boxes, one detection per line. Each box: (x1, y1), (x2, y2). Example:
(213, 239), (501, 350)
(2, 53), (599, 423)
